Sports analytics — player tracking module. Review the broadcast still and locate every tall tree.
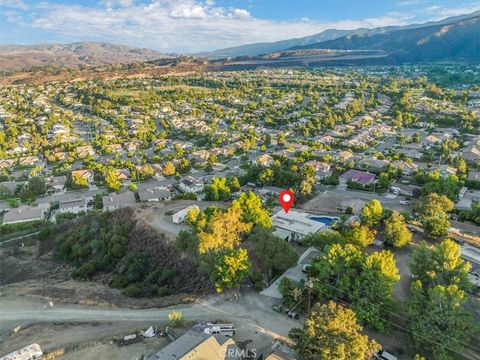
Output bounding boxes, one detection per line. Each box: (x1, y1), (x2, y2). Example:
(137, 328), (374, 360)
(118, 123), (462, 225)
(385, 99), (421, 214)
(289, 301), (381, 360)
(212, 248), (251, 292)
(383, 212), (412, 248)
(232, 192), (272, 229)
(197, 206), (252, 253)
(360, 200), (383, 227)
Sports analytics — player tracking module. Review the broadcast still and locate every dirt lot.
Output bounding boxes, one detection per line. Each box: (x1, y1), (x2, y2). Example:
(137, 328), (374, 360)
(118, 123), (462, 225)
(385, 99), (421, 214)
(0, 320), (188, 359)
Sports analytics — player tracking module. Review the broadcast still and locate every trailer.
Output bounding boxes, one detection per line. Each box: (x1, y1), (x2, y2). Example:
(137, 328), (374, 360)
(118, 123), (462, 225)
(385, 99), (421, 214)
(172, 205), (199, 224)
(203, 323), (236, 337)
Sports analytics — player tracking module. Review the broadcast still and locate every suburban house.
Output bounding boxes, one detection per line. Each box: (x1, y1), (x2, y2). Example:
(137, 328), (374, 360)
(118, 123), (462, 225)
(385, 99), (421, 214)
(305, 161), (331, 180)
(390, 183), (422, 197)
(0, 159), (16, 170)
(71, 169), (94, 185)
(19, 156), (42, 167)
(265, 351), (297, 360)
(58, 198), (88, 214)
(179, 176), (204, 194)
(147, 330), (242, 360)
(138, 187), (172, 202)
(107, 144), (123, 154)
(271, 209), (325, 242)
(391, 160), (419, 176)
(339, 169), (376, 186)
(461, 145), (480, 163)
(2, 205), (46, 225)
(255, 154), (274, 167)
(456, 187), (480, 210)
(76, 145), (95, 158)
(336, 150), (354, 162)
(102, 191), (136, 212)
(116, 168), (131, 182)
(359, 157), (389, 171)
(50, 175), (66, 192)
(0, 181), (24, 197)
(395, 147), (423, 160)
(468, 170), (480, 183)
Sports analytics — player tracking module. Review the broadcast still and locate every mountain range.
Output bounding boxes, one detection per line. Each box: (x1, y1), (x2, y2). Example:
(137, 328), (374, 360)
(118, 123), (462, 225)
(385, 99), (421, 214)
(1, 11), (479, 72)
(0, 42), (169, 71)
(289, 14), (480, 63)
(200, 11), (480, 59)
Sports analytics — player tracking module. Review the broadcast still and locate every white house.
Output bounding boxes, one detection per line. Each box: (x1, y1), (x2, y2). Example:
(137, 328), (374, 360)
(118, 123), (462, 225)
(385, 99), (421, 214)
(138, 187), (172, 202)
(178, 176), (204, 194)
(102, 191), (136, 212)
(271, 210), (325, 242)
(57, 198), (88, 214)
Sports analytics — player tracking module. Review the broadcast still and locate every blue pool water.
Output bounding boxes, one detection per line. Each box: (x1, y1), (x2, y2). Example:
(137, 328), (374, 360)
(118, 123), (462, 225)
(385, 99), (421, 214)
(309, 216), (339, 226)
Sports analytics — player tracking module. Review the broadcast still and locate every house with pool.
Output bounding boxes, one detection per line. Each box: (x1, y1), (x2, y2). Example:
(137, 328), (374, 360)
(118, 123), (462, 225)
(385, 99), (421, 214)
(271, 209), (339, 242)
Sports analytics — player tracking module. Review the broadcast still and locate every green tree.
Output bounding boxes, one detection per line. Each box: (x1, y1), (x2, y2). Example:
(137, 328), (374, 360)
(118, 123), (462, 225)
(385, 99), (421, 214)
(410, 239), (471, 291)
(197, 206), (252, 253)
(344, 225), (376, 248)
(163, 161), (176, 176)
(212, 248), (251, 292)
(352, 250), (400, 331)
(252, 228), (299, 278)
(360, 200), (383, 227)
(289, 301), (381, 360)
(383, 212), (412, 248)
(232, 192), (272, 229)
(417, 193), (454, 238)
(72, 173), (88, 187)
(408, 281), (476, 360)
(105, 169), (122, 191)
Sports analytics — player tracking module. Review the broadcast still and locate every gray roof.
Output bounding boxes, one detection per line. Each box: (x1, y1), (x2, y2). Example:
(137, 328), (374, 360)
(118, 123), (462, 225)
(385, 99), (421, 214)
(0, 181), (25, 193)
(51, 176), (66, 187)
(2, 206), (44, 223)
(138, 188), (171, 201)
(59, 198), (87, 209)
(102, 191), (136, 207)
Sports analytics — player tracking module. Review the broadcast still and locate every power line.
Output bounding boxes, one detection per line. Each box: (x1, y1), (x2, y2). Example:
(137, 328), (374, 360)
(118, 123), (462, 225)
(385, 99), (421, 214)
(308, 277), (480, 357)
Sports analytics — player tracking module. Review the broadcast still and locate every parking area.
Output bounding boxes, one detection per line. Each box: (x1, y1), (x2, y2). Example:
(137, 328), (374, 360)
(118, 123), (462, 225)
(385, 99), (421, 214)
(260, 247), (319, 299)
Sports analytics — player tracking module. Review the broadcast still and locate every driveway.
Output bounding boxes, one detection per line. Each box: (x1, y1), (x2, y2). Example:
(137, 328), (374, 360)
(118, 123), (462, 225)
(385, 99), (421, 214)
(261, 247), (319, 299)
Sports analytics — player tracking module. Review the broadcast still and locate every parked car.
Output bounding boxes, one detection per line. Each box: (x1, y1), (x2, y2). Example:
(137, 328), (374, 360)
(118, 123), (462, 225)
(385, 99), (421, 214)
(285, 309), (300, 320)
(399, 200), (410, 205)
(373, 350), (398, 360)
(452, 237), (465, 246)
(302, 264), (312, 273)
(272, 303), (283, 313)
(407, 225), (418, 233)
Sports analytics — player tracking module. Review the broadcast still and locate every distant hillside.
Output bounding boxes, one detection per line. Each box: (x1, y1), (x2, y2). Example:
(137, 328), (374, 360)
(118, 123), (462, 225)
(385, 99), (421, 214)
(200, 11), (480, 59)
(0, 42), (170, 71)
(290, 15), (480, 63)
(198, 29), (368, 58)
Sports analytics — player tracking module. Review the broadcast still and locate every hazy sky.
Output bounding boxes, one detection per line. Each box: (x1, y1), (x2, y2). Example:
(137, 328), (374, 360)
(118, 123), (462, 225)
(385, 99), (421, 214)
(1, 0), (479, 52)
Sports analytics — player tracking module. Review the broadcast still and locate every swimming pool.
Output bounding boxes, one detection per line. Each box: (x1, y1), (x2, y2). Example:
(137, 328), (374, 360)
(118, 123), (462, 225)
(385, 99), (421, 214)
(308, 216), (339, 226)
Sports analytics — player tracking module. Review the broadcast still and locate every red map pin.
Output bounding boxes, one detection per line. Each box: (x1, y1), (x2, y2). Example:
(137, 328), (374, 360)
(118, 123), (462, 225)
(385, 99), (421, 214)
(279, 189), (295, 213)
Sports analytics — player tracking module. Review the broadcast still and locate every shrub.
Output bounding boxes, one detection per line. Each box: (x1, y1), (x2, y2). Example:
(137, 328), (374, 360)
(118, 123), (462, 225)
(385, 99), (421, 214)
(168, 310), (184, 326)
(123, 283), (142, 297)
(73, 262), (96, 279)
